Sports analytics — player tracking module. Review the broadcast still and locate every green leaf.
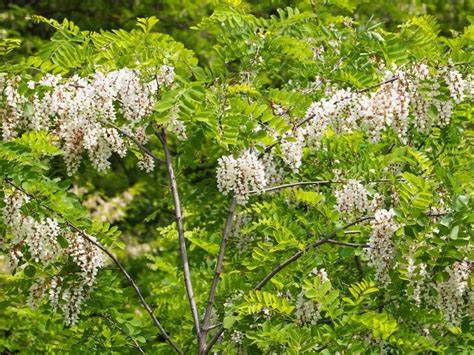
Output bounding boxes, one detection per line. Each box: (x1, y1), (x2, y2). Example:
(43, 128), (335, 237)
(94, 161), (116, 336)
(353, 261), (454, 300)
(223, 316), (237, 329)
(24, 265), (36, 277)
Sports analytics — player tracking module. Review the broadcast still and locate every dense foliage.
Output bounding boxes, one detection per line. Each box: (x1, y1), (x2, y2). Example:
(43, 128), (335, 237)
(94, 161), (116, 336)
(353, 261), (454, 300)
(0, 1), (473, 353)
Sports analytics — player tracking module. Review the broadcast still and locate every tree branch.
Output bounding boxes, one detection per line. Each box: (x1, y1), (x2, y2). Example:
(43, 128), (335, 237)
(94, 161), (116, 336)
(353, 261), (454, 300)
(6, 181), (182, 354)
(102, 121), (165, 164)
(251, 179), (395, 194)
(200, 198), (237, 351)
(326, 239), (369, 248)
(155, 129), (202, 344)
(203, 76), (401, 352)
(203, 216), (374, 354)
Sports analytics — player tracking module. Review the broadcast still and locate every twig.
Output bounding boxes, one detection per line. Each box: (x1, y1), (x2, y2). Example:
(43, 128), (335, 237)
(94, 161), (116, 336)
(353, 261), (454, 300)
(102, 121), (165, 164)
(200, 198), (237, 352)
(101, 313), (146, 355)
(254, 238), (330, 291)
(6, 180), (182, 354)
(155, 129), (202, 344)
(344, 230), (361, 235)
(252, 179), (394, 194)
(203, 216), (374, 354)
(254, 217), (373, 290)
(326, 239), (369, 248)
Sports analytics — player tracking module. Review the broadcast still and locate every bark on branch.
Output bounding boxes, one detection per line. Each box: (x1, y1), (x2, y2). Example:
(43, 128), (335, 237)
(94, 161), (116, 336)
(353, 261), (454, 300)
(155, 129), (202, 345)
(102, 121), (165, 164)
(6, 181), (183, 354)
(200, 198), (237, 352)
(203, 216), (374, 353)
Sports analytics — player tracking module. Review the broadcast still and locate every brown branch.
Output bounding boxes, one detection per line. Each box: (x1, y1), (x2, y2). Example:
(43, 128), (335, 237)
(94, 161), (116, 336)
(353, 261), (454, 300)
(251, 179), (395, 194)
(155, 129), (202, 345)
(203, 76), (402, 352)
(101, 314), (146, 355)
(203, 216), (374, 354)
(254, 216), (373, 290)
(326, 239), (369, 248)
(102, 121), (165, 164)
(6, 180), (182, 354)
(200, 197), (237, 352)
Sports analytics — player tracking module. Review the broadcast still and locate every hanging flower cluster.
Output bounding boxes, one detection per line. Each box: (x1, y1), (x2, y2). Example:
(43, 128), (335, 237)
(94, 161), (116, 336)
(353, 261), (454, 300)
(334, 179), (369, 216)
(2, 190), (105, 325)
(366, 209), (399, 285)
(405, 253), (429, 307)
(0, 65), (175, 175)
(215, 65), (470, 204)
(280, 127), (305, 173)
(436, 260), (471, 326)
(303, 65), (469, 144)
(216, 150), (267, 204)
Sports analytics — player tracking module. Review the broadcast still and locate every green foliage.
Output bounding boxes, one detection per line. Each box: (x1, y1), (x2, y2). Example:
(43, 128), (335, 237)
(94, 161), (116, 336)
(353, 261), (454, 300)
(0, 1), (473, 354)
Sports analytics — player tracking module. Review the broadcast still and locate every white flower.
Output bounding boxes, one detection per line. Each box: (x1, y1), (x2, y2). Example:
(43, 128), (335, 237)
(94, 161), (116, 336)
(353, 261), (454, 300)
(216, 150), (267, 204)
(436, 260), (471, 326)
(367, 209), (399, 285)
(335, 180), (369, 216)
(281, 128), (305, 172)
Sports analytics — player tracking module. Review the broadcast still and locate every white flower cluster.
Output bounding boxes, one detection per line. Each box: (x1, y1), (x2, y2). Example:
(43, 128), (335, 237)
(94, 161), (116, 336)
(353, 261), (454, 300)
(334, 180), (369, 216)
(27, 278), (47, 310)
(368, 192), (385, 214)
(280, 128), (305, 172)
(1, 65), (175, 175)
(436, 260), (471, 326)
(4, 192), (61, 267)
(167, 108), (187, 140)
(301, 65), (470, 145)
(2, 190), (105, 325)
(364, 70), (410, 141)
(304, 88), (352, 146)
(216, 150), (267, 204)
(261, 153), (285, 186)
(49, 276), (62, 311)
(295, 268), (329, 325)
(156, 64), (175, 87)
(444, 68), (466, 104)
(67, 232), (104, 287)
(61, 283), (87, 326)
(406, 255), (428, 307)
(367, 209), (399, 285)
(230, 330), (244, 345)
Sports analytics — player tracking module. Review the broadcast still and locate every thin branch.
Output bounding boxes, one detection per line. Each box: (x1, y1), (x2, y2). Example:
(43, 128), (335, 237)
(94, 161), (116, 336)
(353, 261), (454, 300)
(6, 181), (182, 355)
(101, 314), (146, 355)
(344, 230), (361, 235)
(254, 238), (330, 290)
(254, 180), (333, 193)
(252, 179), (395, 194)
(200, 198), (237, 350)
(203, 216), (374, 354)
(204, 76), (402, 353)
(254, 216), (373, 290)
(204, 328), (224, 354)
(326, 239), (369, 248)
(155, 129), (202, 344)
(102, 120), (165, 164)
